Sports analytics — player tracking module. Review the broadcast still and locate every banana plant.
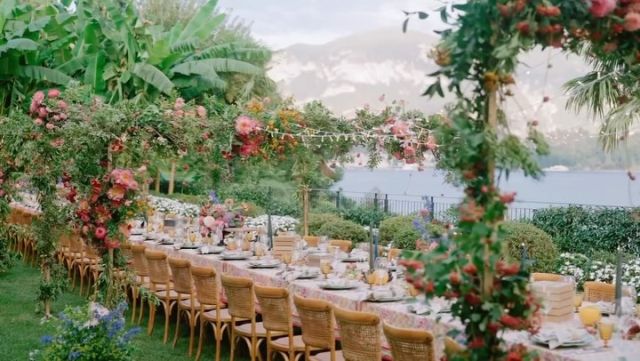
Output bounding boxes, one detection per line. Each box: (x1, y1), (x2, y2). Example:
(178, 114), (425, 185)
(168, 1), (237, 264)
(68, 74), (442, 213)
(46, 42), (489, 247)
(0, 0), (75, 114)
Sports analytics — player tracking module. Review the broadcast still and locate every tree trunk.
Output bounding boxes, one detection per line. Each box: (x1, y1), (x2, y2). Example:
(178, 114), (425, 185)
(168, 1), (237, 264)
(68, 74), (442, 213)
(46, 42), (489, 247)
(302, 186), (309, 236)
(155, 168), (161, 193)
(168, 161), (176, 195)
(43, 263), (51, 318)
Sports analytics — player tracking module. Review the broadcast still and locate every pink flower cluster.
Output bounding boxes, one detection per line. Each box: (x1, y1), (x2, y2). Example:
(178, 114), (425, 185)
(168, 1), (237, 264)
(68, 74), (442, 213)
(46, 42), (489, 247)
(588, 0), (640, 31)
(198, 200), (244, 236)
(29, 89), (68, 134)
(172, 98), (207, 119)
(234, 115), (264, 158)
(75, 168), (140, 250)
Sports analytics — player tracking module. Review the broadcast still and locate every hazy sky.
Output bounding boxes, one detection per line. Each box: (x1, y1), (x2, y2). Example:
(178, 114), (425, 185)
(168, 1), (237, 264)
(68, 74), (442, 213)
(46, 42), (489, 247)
(217, 0), (445, 49)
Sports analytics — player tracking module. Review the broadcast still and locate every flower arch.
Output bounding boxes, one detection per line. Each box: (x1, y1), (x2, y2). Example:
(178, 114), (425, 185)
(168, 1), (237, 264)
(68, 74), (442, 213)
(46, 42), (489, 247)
(403, 1), (640, 360)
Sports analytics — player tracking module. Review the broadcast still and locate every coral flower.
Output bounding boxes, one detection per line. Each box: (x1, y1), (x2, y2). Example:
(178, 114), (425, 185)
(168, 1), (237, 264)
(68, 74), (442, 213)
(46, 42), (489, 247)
(48, 89), (60, 98)
(111, 169), (138, 190)
(391, 121), (410, 137)
(95, 226), (107, 240)
(107, 185), (126, 201)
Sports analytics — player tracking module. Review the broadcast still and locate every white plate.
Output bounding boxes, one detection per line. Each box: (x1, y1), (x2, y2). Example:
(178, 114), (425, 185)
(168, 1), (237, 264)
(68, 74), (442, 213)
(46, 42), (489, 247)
(319, 281), (358, 290)
(248, 261), (281, 268)
(366, 295), (404, 303)
(220, 252), (251, 260)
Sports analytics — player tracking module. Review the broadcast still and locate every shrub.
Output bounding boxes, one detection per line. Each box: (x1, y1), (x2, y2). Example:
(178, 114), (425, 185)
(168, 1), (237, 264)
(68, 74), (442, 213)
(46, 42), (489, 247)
(303, 213), (344, 235)
(339, 206), (388, 227)
(32, 302), (140, 361)
(219, 183), (299, 217)
(500, 222), (559, 273)
(317, 219), (368, 243)
(532, 206), (640, 254)
(379, 216), (420, 250)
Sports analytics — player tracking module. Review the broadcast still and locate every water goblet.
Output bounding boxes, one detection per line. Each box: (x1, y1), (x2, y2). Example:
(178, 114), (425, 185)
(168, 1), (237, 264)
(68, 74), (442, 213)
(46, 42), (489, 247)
(598, 320), (614, 348)
(282, 253), (292, 271)
(574, 293), (583, 312)
(320, 259), (332, 280)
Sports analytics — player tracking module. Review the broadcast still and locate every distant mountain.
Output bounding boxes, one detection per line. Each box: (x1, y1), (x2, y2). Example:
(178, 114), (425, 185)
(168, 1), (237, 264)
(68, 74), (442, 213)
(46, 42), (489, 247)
(268, 27), (598, 134)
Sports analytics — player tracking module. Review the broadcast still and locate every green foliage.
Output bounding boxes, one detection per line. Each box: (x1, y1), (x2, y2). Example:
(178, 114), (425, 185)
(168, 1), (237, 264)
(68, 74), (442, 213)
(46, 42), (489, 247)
(304, 213), (343, 236)
(500, 222), (559, 273)
(379, 216), (420, 250)
(338, 206), (388, 227)
(0, 223), (17, 273)
(316, 219), (368, 243)
(218, 183), (299, 217)
(531, 206), (640, 254)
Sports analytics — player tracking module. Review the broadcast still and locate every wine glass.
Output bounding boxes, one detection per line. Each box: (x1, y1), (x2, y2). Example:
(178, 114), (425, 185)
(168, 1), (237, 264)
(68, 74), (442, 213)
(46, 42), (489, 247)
(255, 243), (265, 260)
(366, 271), (376, 290)
(598, 320), (614, 347)
(320, 259), (332, 280)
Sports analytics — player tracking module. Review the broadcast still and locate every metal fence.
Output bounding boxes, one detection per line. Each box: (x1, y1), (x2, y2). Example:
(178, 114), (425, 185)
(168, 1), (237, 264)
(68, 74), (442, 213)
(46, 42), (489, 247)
(310, 188), (634, 221)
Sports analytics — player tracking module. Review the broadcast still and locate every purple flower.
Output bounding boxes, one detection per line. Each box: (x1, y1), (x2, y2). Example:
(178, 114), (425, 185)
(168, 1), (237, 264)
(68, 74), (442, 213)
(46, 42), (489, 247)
(209, 191), (220, 204)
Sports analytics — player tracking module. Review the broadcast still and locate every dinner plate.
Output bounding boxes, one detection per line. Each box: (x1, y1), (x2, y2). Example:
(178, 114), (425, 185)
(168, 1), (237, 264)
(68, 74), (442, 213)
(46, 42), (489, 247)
(366, 294), (404, 303)
(179, 244), (199, 249)
(220, 252), (251, 260)
(248, 261), (281, 268)
(318, 282), (358, 290)
(530, 332), (594, 348)
(200, 246), (224, 255)
(297, 271), (320, 279)
(342, 257), (366, 263)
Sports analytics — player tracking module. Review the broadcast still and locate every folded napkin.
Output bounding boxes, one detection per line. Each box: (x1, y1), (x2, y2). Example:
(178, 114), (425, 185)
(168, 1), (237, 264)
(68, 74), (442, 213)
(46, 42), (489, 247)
(534, 328), (593, 349)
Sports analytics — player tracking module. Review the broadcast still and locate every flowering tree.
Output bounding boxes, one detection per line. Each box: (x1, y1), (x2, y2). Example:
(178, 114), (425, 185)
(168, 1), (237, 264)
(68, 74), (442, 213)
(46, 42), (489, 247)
(401, 0), (640, 360)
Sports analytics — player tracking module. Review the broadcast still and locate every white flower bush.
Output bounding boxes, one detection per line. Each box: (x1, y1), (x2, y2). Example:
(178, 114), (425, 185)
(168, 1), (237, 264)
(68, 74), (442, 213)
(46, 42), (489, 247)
(244, 215), (298, 234)
(147, 195), (199, 217)
(557, 252), (640, 294)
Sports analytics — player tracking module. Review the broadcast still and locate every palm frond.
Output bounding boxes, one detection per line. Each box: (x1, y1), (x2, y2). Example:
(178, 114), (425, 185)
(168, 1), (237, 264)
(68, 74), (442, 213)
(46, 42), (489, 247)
(563, 70), (620, 119)
(131, 63), (174, 95)
(16, 65), (73, 85)
(171, 58), (263, 77)
(599, 98), (640, 152)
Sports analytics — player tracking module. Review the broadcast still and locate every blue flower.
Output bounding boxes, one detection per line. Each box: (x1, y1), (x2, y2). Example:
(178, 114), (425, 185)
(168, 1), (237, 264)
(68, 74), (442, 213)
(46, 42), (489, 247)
(40, 335), (54, 345)
(68, 351), (81, 361)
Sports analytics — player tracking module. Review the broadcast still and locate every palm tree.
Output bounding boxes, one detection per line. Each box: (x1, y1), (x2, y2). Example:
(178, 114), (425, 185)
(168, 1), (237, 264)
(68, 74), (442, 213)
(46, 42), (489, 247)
(564, 50), (640, 152)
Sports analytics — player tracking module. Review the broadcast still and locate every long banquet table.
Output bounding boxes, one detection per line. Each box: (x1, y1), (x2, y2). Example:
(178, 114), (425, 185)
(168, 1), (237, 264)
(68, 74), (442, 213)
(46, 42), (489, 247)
(140, 240), (640, 361)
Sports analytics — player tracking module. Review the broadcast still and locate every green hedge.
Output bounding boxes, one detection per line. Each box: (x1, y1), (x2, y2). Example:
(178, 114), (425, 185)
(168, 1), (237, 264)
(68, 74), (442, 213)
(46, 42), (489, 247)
(500, 222), (559, 273)
(316, 219), (368, 243)
(531, 206), (640, 254)
(338, 206), (388, 227)
(304, 213), (344, 235)
(219, 183), (299, 217)
(379, 216), (420, 250)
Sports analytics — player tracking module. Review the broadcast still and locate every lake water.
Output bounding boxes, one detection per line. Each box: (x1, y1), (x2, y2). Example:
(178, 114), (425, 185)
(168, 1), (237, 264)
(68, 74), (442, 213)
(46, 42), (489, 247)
(333, 168), (640, 209)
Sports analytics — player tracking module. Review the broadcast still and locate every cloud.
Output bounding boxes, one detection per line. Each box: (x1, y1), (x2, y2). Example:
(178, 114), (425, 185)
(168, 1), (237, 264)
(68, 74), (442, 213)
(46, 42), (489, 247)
(218, 0), (444, 49)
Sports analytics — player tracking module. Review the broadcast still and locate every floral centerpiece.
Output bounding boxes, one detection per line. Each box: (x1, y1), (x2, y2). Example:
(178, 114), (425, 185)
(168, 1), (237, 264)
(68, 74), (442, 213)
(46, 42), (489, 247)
(74, 169), (141, 251)
(198, 192), (245, 236)
(31, 302), (140, 361)
(244, 215), (298, 235)
(147, 195), (199, 218)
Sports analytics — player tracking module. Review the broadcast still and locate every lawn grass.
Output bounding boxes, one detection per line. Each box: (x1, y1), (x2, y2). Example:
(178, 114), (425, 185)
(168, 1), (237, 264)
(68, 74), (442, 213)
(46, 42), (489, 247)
(0, 261), (248, 361)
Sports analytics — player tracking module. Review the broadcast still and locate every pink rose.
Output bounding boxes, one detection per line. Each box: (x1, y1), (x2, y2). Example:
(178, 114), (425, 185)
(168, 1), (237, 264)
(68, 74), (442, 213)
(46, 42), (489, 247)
(50, 138), (64, 148)
(110, 169), (138, 190)
(426, 134), (437, 150)
(624, 12), (640, 31)
(57, 100), (68, 111)
(589, 0), (617, 18)
(45, 123), (55, 130)
(34, 118), (44, 126)
(235, 115), (258, 135)
(38, 107), (48, 118)
(48, 89), (61, 98)
(95, 226), (107, 240)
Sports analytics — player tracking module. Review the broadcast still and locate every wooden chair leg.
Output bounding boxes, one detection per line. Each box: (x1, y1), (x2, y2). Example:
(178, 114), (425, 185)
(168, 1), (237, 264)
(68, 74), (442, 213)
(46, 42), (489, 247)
(230, 326), (236, 361)
(215, 323), (223, 361)
(195, 319), (205, 361)
(162, 300), (173, 343)
(188, 310), (196, 356)
(131, 287), (138, 323)
(173, 307), (182, 348)
(147, 302), (156, 336)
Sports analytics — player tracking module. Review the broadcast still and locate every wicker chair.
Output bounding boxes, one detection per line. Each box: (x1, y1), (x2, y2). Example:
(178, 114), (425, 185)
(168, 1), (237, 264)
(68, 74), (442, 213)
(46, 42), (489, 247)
(304, 236), (320, 248)
(65, 233), (85, 289)
(531, 273), (564, 282)
(333, 306), (380, 361)
(145, 249), (188, 343)
(584, 281), (616, 303)
(383, 323), (435, 361)
(222, 275), (286, 361)
(273, 235), (297, 258)
(294, 295), (339, 361)
(329, 240), (352, 253)
(169, 257), (211, 356)
(255, 285), (308, 361)
(130, 244), (150, 323)
(191, 266), (231, 361)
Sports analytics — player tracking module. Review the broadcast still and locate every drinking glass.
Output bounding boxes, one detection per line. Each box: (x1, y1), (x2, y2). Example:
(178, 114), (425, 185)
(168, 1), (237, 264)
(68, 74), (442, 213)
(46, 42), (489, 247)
(255, 243), (265, 260)
(282, 253), (292, 271)
(598, 320), (614, 347)
(320, 259), (332, 279)
(366, 271), (376, 290)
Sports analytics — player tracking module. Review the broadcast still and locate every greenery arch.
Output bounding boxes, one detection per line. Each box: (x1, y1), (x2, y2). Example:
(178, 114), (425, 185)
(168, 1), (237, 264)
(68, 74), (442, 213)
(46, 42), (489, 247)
(403, 1), (640, 360)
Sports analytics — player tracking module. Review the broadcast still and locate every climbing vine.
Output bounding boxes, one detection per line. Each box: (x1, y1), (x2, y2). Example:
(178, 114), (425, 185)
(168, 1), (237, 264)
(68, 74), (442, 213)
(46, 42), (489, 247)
(403, 0), (640, 360)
